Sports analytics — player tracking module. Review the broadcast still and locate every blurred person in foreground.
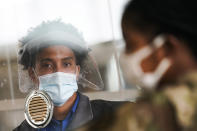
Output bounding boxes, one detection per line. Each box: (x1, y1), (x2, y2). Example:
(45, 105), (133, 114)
(14, 20), (124, 131)
(76, 0), (197, 131)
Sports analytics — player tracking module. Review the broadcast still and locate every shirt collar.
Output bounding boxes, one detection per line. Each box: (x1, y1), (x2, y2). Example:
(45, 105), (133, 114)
(51, 93), (79, 124)
(71, 93), (79, 113)
(66, 92), (93, 130)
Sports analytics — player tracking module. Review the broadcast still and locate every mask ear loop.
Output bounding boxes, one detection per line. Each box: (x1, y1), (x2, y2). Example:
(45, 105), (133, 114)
(75, 65), (80, 81)
(152, 34), (166, 49)
(32, 68), (39, 90)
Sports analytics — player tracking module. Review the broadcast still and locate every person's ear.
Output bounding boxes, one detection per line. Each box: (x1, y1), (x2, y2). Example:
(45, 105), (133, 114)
(154, 34), (180, 59)
(165, 35), (183, 53)
(166, 34), (195, 61)
(28, 67), (38, 84)
(76, 65), (80, 80)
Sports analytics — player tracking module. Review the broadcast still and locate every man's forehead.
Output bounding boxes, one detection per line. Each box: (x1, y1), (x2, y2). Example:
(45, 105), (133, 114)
(38, 45), (74, 55)
(36, 47), (74, 61)
(39, 56), (74, 62)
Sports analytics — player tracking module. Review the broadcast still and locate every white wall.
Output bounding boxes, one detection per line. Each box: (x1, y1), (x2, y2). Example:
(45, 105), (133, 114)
(0, 0), (129, 45)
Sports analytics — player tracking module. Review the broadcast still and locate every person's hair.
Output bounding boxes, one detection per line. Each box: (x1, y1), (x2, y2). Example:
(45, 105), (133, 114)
(19, 20), (88, 69)
(122, 0), (197, 58)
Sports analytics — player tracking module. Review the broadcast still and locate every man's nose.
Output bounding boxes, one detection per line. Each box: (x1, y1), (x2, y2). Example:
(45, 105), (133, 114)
(55, 63), (64, 72)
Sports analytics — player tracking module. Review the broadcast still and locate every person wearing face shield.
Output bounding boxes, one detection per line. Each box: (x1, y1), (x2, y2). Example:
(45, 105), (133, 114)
(75, 0), (197, 131)
(13, 20), (124, 131)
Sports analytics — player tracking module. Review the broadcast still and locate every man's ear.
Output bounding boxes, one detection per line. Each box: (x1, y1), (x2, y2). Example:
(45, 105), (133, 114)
(76, 65), (80, 80)
(28, 67), (37, 83)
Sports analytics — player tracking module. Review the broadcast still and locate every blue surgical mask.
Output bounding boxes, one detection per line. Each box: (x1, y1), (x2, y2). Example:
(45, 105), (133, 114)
(38, 72), (78, 106)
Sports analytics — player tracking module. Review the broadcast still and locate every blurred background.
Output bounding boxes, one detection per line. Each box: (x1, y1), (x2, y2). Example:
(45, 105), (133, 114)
(0, 0), (139, 130)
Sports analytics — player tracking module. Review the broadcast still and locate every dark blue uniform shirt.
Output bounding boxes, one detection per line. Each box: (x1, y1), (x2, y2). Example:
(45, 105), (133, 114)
(38, 94), (79, 131)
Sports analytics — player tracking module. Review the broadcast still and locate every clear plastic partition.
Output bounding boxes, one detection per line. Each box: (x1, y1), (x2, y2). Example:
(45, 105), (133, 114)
(0, 0), (140, 130)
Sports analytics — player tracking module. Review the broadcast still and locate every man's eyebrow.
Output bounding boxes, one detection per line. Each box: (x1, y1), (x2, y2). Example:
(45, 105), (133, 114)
(62, 57), (74, 61)
(40, 58), (53, 63)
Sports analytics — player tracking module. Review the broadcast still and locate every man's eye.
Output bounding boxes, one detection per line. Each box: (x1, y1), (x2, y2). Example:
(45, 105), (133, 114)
(42, 64), (53, 69)
(63, 63), (71, 67)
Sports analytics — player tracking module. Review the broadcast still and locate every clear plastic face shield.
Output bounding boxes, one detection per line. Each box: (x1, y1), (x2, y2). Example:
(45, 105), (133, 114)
(119, 35), (171, 90)
(17, 26), (104, 128)
(18, 31), (104, 93)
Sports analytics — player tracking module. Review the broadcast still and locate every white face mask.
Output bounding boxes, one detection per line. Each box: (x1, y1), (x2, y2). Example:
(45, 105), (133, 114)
(38, 72), (78, 106)
(119, 35), (171, 89)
